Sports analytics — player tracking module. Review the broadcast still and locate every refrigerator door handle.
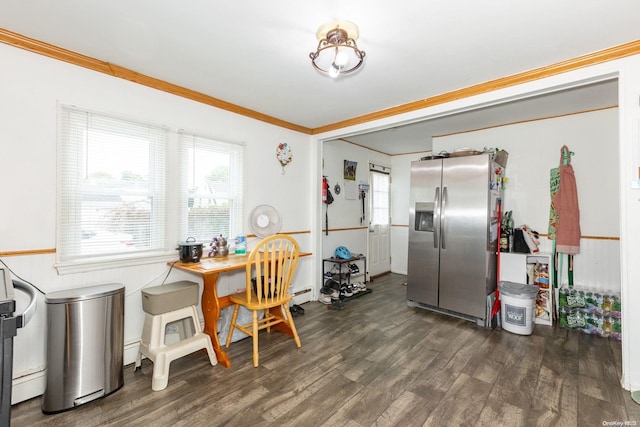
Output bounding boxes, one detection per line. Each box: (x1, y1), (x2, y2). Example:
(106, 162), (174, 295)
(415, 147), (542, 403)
(433, 187), (440, 248)
(441, 186), (448, 249)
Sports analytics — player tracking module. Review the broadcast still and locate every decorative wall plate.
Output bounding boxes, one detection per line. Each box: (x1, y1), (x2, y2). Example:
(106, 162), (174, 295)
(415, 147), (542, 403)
(276, 143), (293, 174)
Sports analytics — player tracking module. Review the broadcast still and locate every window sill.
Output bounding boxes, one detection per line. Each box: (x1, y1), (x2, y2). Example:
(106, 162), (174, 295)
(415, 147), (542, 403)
(55, 251), (178, 275)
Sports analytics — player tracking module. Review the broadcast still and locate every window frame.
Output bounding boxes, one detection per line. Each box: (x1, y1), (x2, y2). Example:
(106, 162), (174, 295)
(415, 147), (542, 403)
(179, 131), (245, 246)
(55, 106), (245, 274)
(370, 169), (390, 226)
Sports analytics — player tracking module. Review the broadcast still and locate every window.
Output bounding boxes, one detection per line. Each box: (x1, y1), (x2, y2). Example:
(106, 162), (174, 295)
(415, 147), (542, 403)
(180, 132), (244, 243)
(370, 170), (390, 226)
(57, 106), (169, 263)
(57, 106), (245, 271)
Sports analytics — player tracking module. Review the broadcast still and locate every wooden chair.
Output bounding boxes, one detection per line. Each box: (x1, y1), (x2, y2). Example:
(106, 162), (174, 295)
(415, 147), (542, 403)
(226, 234), (301, 367)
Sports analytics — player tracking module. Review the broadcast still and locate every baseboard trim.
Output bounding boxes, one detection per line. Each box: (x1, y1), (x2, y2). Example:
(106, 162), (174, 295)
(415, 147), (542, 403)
(292, 286), (314, 305)
(370, 271), (391, 281)
(12, 369), (46, 404)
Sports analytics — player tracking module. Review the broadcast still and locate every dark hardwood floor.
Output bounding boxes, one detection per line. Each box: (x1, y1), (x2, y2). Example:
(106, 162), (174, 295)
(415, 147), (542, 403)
(12, 273), (639, 426)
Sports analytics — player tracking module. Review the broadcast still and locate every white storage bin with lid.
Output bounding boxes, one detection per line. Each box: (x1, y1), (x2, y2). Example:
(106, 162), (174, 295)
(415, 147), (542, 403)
(498, 281), (539, 335)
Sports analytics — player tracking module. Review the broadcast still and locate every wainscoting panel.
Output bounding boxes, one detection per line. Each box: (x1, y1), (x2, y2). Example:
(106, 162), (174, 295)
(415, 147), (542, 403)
(539, 237), (621, 293)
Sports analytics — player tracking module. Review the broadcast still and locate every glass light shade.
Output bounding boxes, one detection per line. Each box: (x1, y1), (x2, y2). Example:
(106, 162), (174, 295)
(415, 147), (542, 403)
(309, 20), (365, 77)
(334, 50), (349, 67)
(311, 46), (364, 76)
(328, 64), (340, 78)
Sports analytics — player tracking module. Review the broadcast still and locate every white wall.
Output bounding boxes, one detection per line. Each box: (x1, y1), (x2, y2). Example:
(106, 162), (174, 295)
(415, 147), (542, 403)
(0, 43), (314, 402)
(617, 57), (640, 393)
(433, 108), (619, 238)
(388, 109), (621, 289)
(353, 109), (621, 288)
(321, 140), (390, 264)
(389, 151), (430, 274)
(432, 108), (620, 291)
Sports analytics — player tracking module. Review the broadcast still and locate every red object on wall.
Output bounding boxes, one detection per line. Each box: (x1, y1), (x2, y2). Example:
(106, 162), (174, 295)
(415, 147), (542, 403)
(322, 176), (328, 203)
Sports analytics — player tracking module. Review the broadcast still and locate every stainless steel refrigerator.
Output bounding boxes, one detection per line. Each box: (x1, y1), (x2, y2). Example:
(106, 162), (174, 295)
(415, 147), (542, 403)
(407, 153), (502, 325)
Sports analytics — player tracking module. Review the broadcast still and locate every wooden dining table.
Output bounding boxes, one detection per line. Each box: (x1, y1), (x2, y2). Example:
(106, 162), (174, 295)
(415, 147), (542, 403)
(170, 252), (311, 368)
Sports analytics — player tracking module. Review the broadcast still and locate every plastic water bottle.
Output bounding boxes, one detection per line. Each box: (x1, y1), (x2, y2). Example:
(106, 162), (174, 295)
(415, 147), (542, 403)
(558, 306), (569, 328)
(558, 286), (568, 308)
(235, 235), (247, 255)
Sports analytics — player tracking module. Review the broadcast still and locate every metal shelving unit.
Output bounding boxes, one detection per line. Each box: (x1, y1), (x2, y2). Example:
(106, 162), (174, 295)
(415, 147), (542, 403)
(322, 256), (371, 300)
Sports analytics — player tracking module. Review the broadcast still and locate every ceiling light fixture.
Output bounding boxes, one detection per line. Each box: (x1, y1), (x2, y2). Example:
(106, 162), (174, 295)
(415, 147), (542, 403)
(309, 20), (366, 78)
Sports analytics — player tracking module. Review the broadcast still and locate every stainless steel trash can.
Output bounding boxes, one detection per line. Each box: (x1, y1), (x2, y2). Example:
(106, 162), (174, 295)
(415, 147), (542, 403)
(42, 283), (124, 413)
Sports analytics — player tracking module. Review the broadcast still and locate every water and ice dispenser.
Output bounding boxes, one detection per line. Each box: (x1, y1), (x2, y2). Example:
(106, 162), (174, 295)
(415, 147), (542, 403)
(414, 202), (434, 232)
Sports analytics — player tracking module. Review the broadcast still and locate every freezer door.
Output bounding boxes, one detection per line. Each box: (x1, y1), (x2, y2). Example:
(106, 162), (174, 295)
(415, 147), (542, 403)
(407, 159), (442, 306)
(438, 155), (492, 319)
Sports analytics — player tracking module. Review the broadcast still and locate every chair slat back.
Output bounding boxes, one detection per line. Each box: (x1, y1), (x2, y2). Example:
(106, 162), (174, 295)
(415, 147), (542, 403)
(246, 235), (300, 305)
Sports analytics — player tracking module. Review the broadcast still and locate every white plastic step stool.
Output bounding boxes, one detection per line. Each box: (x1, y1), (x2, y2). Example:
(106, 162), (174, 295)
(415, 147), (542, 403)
(135, 281), (217, 391)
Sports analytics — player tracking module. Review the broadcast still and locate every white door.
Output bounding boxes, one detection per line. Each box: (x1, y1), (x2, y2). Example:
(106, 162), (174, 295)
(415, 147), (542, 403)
(368, 167), (391, 279)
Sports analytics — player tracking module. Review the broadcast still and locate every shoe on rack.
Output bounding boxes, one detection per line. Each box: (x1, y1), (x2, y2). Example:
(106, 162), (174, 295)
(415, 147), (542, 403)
(350, 282), (360, 294)
(325, 279), (340, 294)
(349, 263), (359, 274)
(351, 282), (361, 294)
(327, 279), (340, 289)
(320, 286), (333, 304)
(340, 285), (353, 298)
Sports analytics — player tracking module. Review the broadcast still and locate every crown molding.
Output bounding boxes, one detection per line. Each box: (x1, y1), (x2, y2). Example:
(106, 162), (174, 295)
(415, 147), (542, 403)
(311, 40), (640, 135)
(2, 27), (638, 137)
(0, 28), (311, 135)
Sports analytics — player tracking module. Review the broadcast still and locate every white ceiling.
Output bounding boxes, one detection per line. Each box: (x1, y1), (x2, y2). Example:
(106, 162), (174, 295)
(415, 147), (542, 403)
(0, 1), (637, 153)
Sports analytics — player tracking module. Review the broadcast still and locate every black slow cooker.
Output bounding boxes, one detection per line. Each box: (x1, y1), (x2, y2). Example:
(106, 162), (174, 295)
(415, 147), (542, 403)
(176, 237), (203, 263)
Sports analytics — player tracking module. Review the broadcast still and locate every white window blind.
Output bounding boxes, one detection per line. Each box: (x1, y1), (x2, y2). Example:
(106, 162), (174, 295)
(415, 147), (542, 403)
(57, 106), (169, 262)
(179, 132), (244, 243)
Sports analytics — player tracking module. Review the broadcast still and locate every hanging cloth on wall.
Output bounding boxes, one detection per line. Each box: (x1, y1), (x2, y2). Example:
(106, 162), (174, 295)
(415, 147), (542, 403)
(549, 146), (579, 294)
(552, 145), (581, 255)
